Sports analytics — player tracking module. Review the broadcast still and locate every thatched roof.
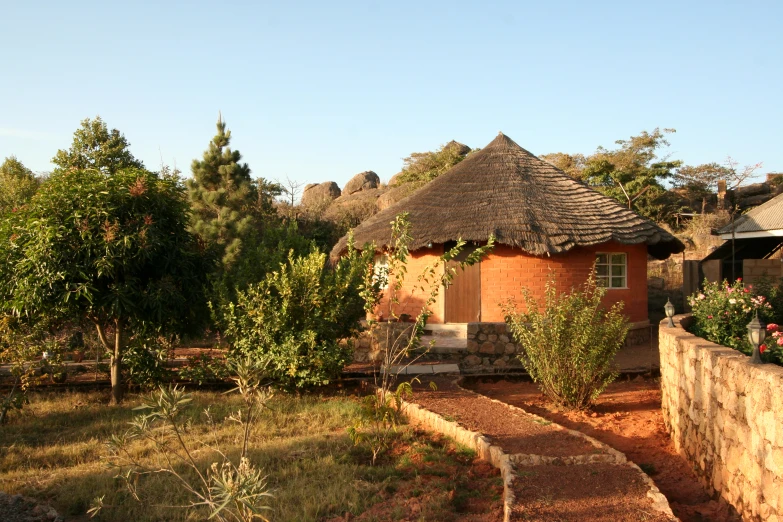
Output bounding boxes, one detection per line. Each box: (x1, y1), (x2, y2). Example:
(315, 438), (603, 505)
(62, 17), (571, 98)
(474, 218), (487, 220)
(331, 133), (685, 260)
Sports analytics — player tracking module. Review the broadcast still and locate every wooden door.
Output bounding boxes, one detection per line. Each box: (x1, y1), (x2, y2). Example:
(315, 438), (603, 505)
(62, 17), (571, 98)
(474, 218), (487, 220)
(444, 247), (481, 323)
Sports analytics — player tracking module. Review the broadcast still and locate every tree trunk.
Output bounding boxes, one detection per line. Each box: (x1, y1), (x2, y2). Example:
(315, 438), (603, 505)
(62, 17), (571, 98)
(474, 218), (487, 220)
(110, 320), (124, 405)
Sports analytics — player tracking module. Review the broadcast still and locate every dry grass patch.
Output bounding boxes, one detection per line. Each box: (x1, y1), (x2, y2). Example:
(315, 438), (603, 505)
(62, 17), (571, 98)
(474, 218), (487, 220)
(0, 389), (501, 521)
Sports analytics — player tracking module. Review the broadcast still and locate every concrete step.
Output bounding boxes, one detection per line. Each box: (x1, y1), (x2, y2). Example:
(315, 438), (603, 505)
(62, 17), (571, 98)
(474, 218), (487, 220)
(417, 335), (467, 354)
(423, 324), (468, 339)
(383, 363), (461, 375)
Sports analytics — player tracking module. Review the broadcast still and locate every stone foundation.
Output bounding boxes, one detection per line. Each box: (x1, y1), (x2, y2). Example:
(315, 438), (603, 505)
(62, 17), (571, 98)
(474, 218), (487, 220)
(463, 322), (525, 371)
(351, 321), (413, 363)
(660, 315), (783, 521)
(353, 320), (651, 372)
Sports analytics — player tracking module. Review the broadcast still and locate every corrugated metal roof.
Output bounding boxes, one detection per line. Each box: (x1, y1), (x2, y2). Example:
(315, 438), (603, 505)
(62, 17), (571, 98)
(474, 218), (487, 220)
(719, 192), (783, 234)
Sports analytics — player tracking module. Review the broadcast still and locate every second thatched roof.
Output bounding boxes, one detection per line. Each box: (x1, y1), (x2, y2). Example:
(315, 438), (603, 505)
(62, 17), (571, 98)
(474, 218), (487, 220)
(331, 133), (684, 260)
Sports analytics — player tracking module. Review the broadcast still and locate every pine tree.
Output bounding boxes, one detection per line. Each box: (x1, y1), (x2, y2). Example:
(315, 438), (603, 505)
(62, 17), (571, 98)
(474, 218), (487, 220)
(187, 116), (258, 267)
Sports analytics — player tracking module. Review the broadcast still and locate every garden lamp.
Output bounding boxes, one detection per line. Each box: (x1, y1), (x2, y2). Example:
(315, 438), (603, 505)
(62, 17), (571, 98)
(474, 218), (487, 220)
(664, 298), (675, 327)
(747, 311), (766, 365)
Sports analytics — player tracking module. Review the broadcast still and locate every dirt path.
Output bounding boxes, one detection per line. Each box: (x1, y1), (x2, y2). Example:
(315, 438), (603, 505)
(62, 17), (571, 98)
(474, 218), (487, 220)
(463, 377), (742, 522)
(409, 377), (674, 522)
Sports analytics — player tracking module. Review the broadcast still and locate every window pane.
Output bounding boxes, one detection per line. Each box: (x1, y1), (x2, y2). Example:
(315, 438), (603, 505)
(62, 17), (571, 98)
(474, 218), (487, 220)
(596, 254), (608, 264)
(611, 253), (626, 265)
(611, 264), (625, 276)
(596, 265), (609, 277)
(612, 277), (625, 288)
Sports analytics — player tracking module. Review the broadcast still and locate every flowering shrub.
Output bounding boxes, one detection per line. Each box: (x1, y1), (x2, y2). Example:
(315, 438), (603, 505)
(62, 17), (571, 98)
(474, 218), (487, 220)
(688, 278), (780, 364)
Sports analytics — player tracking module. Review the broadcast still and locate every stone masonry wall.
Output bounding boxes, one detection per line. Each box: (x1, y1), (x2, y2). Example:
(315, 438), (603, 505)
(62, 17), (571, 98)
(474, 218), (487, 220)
(659, 315), (783, 521)
(462, 322), (525, 371)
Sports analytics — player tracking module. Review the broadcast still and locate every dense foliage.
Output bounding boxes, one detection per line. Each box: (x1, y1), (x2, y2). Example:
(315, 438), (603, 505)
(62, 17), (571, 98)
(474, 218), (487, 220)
(504, 274), (630, 410)
(688, 278), (782, 364)
(222, 245), (376, 389)
(0, 157), (39, 215)
(0, 168), (210, 402)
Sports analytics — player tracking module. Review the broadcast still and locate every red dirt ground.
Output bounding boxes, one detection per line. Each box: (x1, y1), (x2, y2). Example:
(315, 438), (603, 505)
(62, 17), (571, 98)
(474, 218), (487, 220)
(464, 377), (742, 522)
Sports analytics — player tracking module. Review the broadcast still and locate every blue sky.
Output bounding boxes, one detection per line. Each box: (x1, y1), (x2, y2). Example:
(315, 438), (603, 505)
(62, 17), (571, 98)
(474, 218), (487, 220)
(1, 1), (781, 190)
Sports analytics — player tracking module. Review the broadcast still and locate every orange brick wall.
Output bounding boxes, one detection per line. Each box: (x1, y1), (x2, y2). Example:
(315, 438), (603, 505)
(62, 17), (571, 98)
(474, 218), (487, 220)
(479, 242), (649, 323)
(375, 245), (446, 323)
(374, 241), (649, 325)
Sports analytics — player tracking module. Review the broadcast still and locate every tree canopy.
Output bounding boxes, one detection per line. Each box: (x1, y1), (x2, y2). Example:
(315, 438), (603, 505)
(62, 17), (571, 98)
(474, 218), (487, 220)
(542, 128), (681, 222)
(0, 168), (209, 402)
(0, 156), (38, 214)
(52, 116), (144, 174)
(395, 140), (472, 185)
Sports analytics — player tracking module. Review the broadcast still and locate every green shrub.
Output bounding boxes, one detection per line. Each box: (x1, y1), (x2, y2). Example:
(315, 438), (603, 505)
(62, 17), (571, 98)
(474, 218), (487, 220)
(222, 245), (375, 389)
(503, 274), (630, 410)
(179, 352), (229, 385)
(688, 278), (779, 363)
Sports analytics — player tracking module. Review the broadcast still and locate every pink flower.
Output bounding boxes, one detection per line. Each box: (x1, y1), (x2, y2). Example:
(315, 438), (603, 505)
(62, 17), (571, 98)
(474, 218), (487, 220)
(737, 277), (742, 282)
(707, 315), (713, 319)
(760, 344), (767, 354)
(777, 337), (783, 347)
(744, 288), (750, 294)
(767, 324), (780, 333)
(727, 287), (734, 294)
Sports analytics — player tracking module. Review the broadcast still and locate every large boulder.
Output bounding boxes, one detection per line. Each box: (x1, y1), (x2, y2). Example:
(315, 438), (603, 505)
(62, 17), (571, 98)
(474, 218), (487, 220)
(343, 171), (380, 195)
(301, 181), (341, 207)
(388, 172), (404, 186)
(376, 183), (419, 211)
(444, 140), (471, 156)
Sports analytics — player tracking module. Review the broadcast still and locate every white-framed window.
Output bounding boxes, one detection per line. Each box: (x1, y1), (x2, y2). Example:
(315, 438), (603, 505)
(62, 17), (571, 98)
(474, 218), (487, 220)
(596, 253), (627, 288)
(373, 254), (389, 290)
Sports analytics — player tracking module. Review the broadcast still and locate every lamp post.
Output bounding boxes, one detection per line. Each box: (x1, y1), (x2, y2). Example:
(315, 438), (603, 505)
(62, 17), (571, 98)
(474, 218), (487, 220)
(664, 298), (675, 327)
(747, 311), (766, 365)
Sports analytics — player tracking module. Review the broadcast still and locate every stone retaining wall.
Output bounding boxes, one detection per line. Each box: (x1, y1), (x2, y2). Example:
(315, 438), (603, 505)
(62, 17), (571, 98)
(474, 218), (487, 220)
(659, 316), (783, 521)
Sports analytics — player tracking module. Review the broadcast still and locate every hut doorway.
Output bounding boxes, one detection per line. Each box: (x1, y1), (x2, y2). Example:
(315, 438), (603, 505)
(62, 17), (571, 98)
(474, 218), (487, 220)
(444, 245), (481, 323)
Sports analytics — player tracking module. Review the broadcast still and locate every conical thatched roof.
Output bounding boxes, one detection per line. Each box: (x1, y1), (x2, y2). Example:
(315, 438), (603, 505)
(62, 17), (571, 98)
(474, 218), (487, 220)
(331, 133), (684, 260)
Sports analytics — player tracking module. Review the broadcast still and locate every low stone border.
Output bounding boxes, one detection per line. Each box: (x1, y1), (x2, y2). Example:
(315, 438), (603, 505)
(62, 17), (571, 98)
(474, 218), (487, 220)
(400, 378), (677, 521)
(400, 399), (517, 522)
(452, 377), (677, 521)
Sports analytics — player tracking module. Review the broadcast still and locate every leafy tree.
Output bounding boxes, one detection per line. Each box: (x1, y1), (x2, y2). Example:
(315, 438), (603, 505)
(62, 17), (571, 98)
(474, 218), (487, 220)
(0, 168), (209, 403)
(0, 156), (39, 214)
(395, 140), (472, 185)
(543, 129), (681, 222)
(52, 116), (144, 174)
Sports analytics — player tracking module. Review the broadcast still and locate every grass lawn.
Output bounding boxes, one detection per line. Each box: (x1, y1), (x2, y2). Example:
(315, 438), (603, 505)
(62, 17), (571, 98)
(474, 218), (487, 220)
(0, 388), (502, 521)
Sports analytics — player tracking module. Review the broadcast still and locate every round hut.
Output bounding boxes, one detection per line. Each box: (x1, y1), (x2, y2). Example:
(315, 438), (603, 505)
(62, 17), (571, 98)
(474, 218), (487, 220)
(332, 133), (684, 341)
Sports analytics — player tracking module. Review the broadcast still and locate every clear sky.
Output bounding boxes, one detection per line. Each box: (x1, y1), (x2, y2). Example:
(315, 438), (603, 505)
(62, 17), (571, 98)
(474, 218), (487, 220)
(2, 0), (781, 190)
